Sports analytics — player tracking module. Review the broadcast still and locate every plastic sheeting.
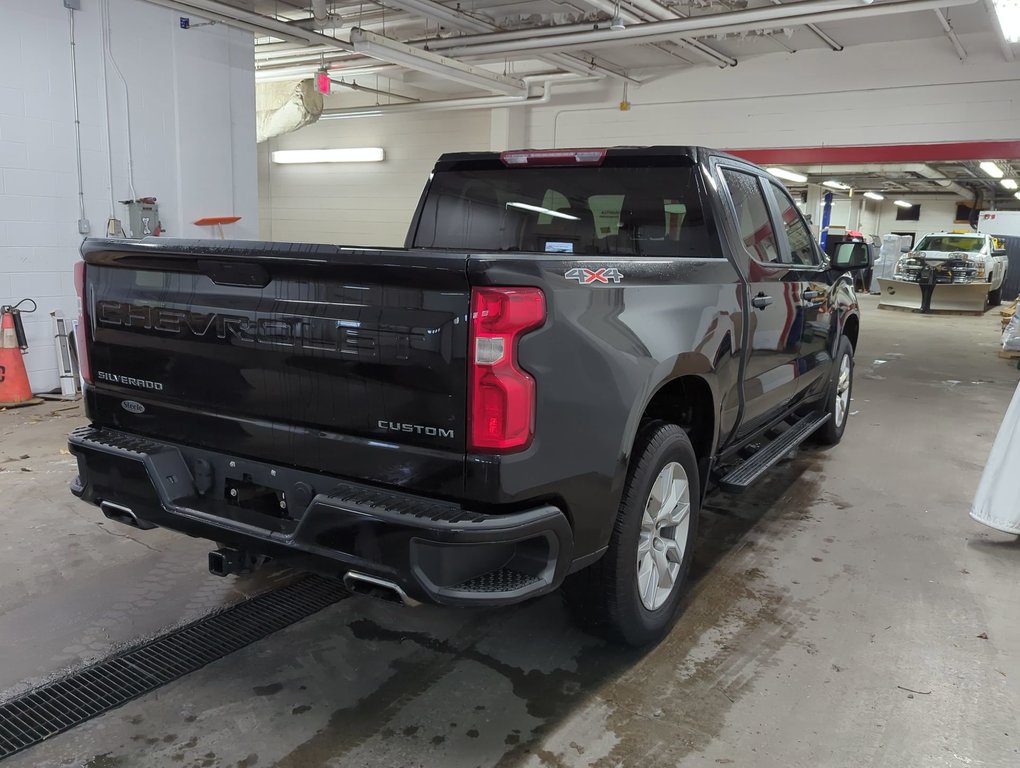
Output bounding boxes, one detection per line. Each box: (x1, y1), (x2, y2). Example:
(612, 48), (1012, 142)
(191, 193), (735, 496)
(970, 381), (1020, 535)
(256, 79), (323, 144)
(870, 234), (909, 294)
(1003, 314), (1020, 353)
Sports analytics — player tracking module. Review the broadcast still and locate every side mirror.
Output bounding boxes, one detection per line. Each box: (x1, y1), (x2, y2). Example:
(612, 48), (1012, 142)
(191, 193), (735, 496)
(832, 242), (872, 272)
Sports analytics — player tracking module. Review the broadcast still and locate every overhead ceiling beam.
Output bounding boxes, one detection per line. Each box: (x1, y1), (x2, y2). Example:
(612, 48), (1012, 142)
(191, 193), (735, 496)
(575, 0), (734, 66)
(934, 9), (967, 60)
(729, 140), (1020, 165)
(983, 0), (1016, 62)
(437, 0), (980, 59)
(350, 27), (527, 94)
(142, 0), (353, 50)
(426, 4), (735, 68)
(383, 0), (641, 83)
(769, 0), (843, 50)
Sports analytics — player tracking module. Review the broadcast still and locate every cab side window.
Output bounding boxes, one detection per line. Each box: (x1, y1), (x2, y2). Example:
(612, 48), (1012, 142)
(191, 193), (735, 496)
(769, 182), (820, 267)
(720, 169), (780, 264)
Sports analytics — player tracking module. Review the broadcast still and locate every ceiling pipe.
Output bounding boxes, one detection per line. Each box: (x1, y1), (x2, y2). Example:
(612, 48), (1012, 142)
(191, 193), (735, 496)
(797, 163), (973, 197)
(933, 9), (967, 60)
(436, 0), (980, 58)
(256, 62), (401, 83)
(285, 10), (411, 32)
(609, 0), (739, 66)
(320, 79), (574, 119)
(768, 0), (843, 51)
(384, 0), (641, 84)
(561, 0), (735, 67)
(255, 43), (336, 59)
(311, 0), (330, 29)
(888, 164), (973, 198)
(142, 0), (354, 50)
(425, 1), (734, 67)
(351, 27), (528, 95)
(330, 77), (420, 102)
(256, 51), (362, 67)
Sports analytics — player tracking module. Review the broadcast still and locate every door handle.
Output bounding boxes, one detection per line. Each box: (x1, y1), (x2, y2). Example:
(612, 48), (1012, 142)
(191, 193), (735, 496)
(751, 294), (774, 309)
(803, 290), (821, 300)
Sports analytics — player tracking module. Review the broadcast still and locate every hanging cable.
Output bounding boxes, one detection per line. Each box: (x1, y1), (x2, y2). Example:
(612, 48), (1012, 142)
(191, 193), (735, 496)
(103, 0), (138, 202)
(99, 0), (116, 216)
(68, 8), (87, 232)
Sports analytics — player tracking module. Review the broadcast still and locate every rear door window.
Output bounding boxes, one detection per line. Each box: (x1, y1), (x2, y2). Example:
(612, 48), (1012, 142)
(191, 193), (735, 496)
(768, 182), (821, 266)
(413, 164), (710, 257)
(719, 168), (780, 263)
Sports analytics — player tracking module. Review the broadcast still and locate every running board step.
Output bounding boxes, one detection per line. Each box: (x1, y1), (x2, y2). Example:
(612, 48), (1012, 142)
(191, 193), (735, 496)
(718, 413), (831, 493)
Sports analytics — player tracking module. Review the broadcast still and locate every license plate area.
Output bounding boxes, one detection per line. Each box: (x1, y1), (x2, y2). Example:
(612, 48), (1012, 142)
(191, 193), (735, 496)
(226, 475), (290, 519)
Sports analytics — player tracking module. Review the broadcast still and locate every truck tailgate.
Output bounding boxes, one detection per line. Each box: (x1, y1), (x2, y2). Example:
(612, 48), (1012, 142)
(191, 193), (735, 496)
(80, 239), (469, 496)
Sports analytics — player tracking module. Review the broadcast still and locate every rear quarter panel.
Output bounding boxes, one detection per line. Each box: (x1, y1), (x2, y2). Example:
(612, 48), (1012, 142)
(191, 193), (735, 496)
(465, 255), (744, 558)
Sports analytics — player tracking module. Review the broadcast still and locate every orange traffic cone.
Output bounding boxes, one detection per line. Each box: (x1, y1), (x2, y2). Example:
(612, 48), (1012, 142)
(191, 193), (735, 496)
(0, 309), (41, 408)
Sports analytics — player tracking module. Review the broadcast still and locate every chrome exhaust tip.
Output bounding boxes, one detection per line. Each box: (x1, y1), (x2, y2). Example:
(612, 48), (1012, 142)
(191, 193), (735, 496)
(343, 571), (420, 607)
(100, 501), (156, 530)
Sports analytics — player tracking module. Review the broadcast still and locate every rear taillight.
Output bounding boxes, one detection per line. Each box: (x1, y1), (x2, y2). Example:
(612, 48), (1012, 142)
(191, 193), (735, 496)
(468, 287), (545, 453)
(73, 260), (92, 384)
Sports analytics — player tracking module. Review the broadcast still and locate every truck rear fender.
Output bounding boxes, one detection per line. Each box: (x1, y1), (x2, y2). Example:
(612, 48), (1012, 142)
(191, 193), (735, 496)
(621, 363), (719, 497)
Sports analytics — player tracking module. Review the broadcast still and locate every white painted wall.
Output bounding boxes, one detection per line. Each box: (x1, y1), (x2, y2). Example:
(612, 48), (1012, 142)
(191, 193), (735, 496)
(526, 33), (1020, 150)
(261, 107), (491, 246)
(0, 0), (257, 393)
(801, 194), (963, 243)
(259, 31), (1017, 252)
(860, 197), (965, 243)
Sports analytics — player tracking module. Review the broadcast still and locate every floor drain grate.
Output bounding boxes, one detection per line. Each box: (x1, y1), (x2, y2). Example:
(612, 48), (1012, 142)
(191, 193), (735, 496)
(0, 574), (347, 761)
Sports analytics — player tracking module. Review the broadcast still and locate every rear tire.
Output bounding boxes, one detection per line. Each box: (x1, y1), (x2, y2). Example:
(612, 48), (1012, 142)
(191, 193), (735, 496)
(814, 335), (854, 446)
(563, 421), (700, 647)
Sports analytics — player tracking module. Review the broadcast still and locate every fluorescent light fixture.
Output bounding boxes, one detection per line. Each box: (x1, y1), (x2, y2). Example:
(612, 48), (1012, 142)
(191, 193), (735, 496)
(822, 180), (850, 190)
(863, 191), (885, 200)
(350, 28), (526, 96)
(767, 167), (808, 183)
(991, 0), (1020, 43)
(1001, 179), (1018, 190)
(894, 200), (913, 208)
(320, 110), (386, 121)
(271, 148), (385, 164)
(980, 161), (1005, 178)
(506, 201), (580, 221)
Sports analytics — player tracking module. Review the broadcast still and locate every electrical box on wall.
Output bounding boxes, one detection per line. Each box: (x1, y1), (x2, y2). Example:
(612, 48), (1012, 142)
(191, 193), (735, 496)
(121, 198), (162, 239)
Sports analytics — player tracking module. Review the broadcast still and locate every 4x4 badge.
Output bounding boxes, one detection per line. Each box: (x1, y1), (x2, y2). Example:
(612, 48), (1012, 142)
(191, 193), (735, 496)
(565, 267), (624, 284)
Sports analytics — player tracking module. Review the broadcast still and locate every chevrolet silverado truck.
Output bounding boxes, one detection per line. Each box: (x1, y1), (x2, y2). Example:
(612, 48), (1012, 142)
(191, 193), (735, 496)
(69, 147), (867, 646)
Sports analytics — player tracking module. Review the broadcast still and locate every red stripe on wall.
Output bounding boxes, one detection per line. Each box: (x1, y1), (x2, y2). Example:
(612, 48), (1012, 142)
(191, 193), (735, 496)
(728, 141), (1020, 165)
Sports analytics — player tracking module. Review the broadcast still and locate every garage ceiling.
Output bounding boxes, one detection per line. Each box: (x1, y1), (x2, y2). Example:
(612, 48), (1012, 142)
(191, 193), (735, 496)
(767, 160), (1020, 210)
(157, 0), (1016, 92)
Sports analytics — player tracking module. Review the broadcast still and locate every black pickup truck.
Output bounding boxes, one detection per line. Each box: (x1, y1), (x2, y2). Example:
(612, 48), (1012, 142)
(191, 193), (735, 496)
(69, 147), (866, 645)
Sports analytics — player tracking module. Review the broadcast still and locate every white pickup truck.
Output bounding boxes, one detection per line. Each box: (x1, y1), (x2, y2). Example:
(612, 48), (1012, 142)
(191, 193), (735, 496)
(894, 231), (1009, 306)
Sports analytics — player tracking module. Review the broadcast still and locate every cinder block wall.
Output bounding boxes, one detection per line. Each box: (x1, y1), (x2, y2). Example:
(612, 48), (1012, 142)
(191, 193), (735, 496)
(0, 0), (257, 392)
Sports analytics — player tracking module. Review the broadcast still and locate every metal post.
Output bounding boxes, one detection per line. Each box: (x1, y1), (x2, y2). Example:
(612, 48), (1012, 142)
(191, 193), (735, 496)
(820, 192), (834, 251)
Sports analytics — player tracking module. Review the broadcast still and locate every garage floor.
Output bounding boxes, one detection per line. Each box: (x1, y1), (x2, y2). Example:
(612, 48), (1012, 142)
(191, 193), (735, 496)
(3, 295), (1019, 768)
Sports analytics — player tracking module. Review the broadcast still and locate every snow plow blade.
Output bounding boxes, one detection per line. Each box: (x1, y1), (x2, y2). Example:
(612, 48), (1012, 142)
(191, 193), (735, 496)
(877, 278), (990, 313)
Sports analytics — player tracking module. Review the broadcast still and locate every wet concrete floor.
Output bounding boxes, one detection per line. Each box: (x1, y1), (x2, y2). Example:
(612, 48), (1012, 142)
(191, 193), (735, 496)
(2, 295), (1018, 768)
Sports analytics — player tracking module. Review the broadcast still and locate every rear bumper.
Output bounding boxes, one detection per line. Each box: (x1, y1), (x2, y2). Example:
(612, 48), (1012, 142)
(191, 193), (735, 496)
(68, 427), (573, 606)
